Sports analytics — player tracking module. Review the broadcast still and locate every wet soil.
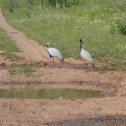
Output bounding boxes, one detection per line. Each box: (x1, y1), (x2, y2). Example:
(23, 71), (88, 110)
(54, 115), (126, 126)
(0, 57), (126, 125)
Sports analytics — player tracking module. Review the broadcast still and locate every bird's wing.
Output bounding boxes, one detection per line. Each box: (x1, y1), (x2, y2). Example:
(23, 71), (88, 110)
(81, 49), (93, 62)
(46, 48), (51, 56)
(47, 48), (63, 59)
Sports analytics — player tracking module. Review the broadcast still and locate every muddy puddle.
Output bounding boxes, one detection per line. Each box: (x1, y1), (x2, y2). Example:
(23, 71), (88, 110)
(0, 88), (103, 99)
(56, 116), (126, 126)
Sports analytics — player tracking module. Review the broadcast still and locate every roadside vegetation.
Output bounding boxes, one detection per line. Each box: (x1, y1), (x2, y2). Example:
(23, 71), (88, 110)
(0, 28), (34, 75)
(0, 28), (20, 61)
(0, 88), (102, 99)
(0, 0), (126, 70)
(9, 64), (35, 75)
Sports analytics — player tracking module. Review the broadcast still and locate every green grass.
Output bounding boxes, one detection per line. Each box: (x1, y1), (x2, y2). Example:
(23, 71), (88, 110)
(0, 0), (126, 70)
(0, 88), (102, 99)
(0, 28), (20, 61)
(9, 64), (35, 75)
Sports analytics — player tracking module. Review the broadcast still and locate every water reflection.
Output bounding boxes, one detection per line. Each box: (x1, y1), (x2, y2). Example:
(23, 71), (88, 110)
(61, 118), (126, 126)
(0, 88), (102, 99)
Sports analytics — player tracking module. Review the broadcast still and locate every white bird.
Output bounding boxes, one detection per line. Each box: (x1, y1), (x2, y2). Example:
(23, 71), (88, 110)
(79, 39), (95, 68)
(45, 42), (64, 63)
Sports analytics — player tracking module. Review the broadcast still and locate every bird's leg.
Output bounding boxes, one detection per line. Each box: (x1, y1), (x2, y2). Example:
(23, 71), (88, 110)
(55, 57), (59, 63)
(53, 57), (54, 63)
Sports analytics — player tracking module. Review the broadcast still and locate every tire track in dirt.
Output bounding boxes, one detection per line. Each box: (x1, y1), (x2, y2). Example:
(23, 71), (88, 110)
(0, 10), (49, 62)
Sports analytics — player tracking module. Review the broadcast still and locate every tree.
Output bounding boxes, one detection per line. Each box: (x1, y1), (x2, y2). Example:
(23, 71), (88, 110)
(48, 0), (67, 8)
(40, 0), (44, 9)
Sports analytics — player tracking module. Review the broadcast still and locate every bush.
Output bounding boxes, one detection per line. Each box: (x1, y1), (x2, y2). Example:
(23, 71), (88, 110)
(66, 0), (80, 7)
(110, 20), (126, 35)
(0, 0), (81, 10)
(1, 0), (25, 12)
(48, 0), (80, 8)
(117, 21), (126, 35)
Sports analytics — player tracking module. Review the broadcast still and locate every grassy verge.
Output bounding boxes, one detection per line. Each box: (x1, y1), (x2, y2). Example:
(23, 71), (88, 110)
(0, 28), (35, 75)
(0, 28), (20, 61)
(9, 64), (35, 75)
(0, 88), (102, 99)
(1, 0), (126, 71)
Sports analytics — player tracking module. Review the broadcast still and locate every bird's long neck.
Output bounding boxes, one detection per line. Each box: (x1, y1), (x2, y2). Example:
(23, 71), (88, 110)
(45, 43), (49, 53)
(80, 42), (82, 51)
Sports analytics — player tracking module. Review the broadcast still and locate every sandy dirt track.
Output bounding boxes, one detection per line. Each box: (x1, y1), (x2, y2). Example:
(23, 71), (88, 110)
(0, 10), (49, 62)
(0, 9), (126, 126)
(0, 97), (126, 126)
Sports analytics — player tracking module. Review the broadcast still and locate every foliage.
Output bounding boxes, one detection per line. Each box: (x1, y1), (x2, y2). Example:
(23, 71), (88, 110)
(110, 0), (126, 10)
(48, 0), (80, 8)
(0, 28), (20, 61)
(0, 0), (82, 10)
(9, 64), (35, 75)
(111, 20), (126, 35)
(110, 11), (126, 36)
(0, 0), (24, 12)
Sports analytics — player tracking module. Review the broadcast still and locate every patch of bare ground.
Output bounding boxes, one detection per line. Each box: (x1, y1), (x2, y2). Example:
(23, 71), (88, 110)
(0, 97), (126, 126)
(0, 55), (126, 125)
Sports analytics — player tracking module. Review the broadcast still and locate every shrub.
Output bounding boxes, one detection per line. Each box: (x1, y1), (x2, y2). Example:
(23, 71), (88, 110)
(117, 21), (126, 35)
(48, 0), (80, 8)
(110, 19), (126, 35)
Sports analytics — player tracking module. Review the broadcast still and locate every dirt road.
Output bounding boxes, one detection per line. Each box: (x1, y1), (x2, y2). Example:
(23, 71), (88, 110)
(0, 10), (49, 62)
(0, 97), (126, 126)
(0, 61), (126, 125)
